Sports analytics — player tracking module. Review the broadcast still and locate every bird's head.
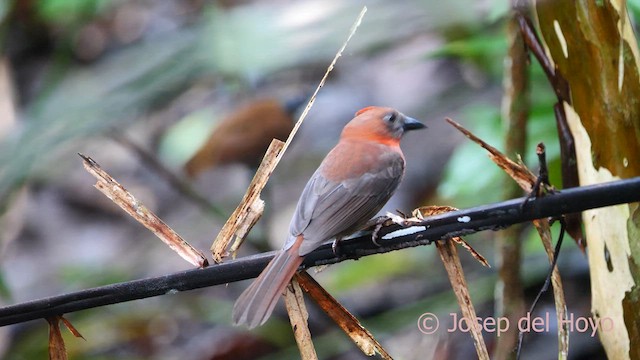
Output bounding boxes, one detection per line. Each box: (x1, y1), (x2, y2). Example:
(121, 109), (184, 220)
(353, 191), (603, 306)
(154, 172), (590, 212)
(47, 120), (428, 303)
(342, 106), (425, 145)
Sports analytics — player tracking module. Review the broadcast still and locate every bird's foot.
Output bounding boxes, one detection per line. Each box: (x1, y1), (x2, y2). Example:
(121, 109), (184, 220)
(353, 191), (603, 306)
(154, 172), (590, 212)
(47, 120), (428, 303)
(371, 216), (391, 246)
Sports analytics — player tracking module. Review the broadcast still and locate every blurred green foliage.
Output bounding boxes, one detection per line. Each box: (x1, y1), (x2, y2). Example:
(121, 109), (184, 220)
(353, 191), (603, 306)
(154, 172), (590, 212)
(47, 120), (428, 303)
(0, 273), (10, 300)
(326, 250), (425, 293)
(159, 108), (219, 167)
(435, 26), (564, 208)
(629, 0), (640, 17)
(0, 29), (200, 202)
(37, 0), (113, 27)
(3, 0), (637, 358)
(428, 32), (507, 76)
(0, 1), (9, 23)
(58, 265), (132, 289)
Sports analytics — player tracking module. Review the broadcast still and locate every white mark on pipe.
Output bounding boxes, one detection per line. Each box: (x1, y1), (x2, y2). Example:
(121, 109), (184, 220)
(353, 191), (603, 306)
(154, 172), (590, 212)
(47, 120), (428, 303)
(382, 226), (427, 240)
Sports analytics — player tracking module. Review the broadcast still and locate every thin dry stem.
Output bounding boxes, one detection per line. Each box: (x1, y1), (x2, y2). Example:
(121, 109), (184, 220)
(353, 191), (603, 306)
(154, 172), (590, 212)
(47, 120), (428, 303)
(210, 140), (283, 262)
(533, 219), (568, 359)
(436, 240), (490, 360)
(446, 118), (568, 357)
(79, 154), (208, 268)
(284, 278), (318, 360)
(295, 272), (393, 359)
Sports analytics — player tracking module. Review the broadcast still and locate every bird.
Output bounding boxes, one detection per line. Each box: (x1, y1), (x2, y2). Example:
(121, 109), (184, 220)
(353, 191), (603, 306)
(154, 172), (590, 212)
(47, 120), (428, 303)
(184, 96), (307, 177)
(232, 106), (425, 328)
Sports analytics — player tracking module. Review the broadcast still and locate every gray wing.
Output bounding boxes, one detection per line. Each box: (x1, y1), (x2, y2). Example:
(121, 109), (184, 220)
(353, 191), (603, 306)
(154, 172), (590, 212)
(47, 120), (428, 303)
(284, 153), (405, 255)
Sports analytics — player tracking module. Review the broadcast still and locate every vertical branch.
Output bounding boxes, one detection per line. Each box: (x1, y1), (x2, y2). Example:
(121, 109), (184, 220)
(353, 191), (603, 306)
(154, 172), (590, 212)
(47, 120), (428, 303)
(210, 140), (284, 262)
(436, 240), (490, 360)
(495, 3), (529, 359)
(284, 278), (318, 360)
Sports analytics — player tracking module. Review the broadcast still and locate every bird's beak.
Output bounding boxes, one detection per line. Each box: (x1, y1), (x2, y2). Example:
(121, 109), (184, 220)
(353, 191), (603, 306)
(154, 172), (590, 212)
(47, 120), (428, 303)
(402, 116), (426, 131)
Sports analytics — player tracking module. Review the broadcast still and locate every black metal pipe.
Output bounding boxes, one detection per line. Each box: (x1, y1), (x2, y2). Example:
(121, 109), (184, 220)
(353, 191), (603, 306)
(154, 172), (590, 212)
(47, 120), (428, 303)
(1, 177), (638, 327)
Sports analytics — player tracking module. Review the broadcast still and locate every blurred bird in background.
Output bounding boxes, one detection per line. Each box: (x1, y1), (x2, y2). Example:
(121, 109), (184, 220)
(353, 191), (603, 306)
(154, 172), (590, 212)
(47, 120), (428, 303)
(232, 106), (425, 328)
(184, 96), (307, 177)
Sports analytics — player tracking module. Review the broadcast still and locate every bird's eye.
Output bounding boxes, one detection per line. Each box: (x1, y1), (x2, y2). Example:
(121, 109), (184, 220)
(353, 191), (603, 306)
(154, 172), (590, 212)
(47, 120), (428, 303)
(385, 113), (397, 123)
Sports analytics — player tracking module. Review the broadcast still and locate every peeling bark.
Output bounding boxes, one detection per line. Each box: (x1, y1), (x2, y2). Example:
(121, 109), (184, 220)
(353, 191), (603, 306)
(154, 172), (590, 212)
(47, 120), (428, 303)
(533, 1), (640, 358)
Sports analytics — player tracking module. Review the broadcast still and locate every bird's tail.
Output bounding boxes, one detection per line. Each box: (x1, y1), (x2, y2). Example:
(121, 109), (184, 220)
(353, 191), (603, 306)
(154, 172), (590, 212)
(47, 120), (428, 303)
(232, 237), (304, 328)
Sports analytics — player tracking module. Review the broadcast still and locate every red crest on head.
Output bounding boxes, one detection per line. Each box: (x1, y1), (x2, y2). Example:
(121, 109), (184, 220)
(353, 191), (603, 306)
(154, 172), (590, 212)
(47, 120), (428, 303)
(355, 106), (377, 116)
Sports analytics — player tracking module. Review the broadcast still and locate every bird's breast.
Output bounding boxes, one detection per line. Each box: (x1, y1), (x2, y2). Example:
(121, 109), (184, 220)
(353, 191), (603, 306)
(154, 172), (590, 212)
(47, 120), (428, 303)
(319, 140), (405, 182)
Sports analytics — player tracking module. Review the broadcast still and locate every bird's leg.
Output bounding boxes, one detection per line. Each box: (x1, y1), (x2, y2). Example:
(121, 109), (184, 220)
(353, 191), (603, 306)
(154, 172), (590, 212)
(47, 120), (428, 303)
(331, 236), (343, 256)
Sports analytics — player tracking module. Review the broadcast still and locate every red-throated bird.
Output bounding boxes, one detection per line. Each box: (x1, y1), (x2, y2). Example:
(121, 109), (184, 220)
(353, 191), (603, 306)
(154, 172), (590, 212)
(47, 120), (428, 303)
(184, 97), (306, 177)
(232, 106), (425, 328)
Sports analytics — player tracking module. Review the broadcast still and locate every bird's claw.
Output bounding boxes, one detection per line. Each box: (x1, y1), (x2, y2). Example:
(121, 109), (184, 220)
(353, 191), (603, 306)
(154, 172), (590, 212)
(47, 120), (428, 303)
(331, 237), (342, 256)
(371, 223), (384, 246)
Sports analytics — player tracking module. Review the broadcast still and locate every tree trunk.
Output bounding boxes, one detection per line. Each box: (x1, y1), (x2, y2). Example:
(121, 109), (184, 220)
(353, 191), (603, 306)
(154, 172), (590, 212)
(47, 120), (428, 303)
(534, 1), (640, 359)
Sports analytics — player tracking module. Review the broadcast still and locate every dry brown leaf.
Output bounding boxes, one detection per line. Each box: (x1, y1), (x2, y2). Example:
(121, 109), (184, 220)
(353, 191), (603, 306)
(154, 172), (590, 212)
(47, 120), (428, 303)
(284, 278), (318, 360)
(47, 317), (67, 360)
(295, 272), (393, 359)
(446, 118), (536, 191)
(413, 206), (490, 268)
(60, 316), (85, 340)
(80, 154), (208, 268)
